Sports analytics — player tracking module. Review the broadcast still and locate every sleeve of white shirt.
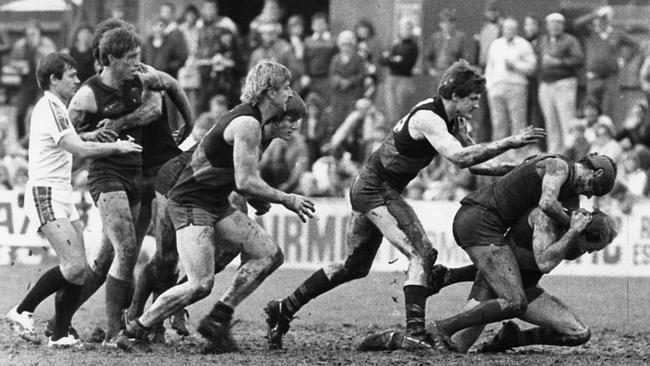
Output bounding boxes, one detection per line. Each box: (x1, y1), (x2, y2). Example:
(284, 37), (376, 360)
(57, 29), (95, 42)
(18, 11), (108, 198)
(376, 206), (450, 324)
(45, 100), (74, 144)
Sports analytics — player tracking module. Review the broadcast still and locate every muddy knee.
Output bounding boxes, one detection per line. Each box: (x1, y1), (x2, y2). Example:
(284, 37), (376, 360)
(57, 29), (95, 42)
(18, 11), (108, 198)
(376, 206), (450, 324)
(499, 294), (528, 318)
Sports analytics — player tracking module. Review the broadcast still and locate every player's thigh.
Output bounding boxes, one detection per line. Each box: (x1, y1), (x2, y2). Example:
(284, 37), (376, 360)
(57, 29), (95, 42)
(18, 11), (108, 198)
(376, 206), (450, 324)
(342, 211), (383, 267)
(464, 244), (524, 301)
(41, 218), (86, 268)
(176, 224), (216, 284)
(365, 200), (430, 259)
(97, 190), (135, 233)
(519, 289), (587, 334)
(213, 210), (278, 259)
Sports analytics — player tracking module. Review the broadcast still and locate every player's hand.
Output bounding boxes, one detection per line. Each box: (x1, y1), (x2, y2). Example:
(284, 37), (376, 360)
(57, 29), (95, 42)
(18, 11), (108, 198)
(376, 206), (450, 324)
(248, 198), (271, 216)
(91, 126), (119, 142)
(173, 124), (190, 145)
(508, 126), (546, 148)
(113, 140), (142, 153)
(282, 194), (315, 223)
(569, 209), (592, 233)
(97, 118), (122, 132)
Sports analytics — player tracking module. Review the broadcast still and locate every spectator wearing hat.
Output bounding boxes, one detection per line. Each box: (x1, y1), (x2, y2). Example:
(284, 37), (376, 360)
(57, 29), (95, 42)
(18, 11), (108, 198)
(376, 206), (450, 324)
(538, 12), (583, 153)
(575, 6), (637, 120)
(484, 17), (536, 140)
(426, 8), (469, 91)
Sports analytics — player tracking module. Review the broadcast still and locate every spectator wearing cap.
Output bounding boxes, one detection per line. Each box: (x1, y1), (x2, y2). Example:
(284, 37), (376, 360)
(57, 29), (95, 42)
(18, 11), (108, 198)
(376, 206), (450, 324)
(538, 12), (583, 153)
(484, 17), (536, 140)
(426, 8), (469, 91)
(380, 16), (418, 124)
(285, 15), (308, 93)
(329, 30), (366, 134)
(574, 5), (637, 120)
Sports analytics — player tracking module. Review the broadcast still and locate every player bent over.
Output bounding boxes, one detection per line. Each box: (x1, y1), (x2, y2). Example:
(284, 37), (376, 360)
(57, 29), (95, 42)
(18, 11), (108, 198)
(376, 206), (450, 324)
(357, 207), (617, 353)
(6, 52), (141, 348)
(119, 62), (314, 352)
(265, 59), (546, 350)
(422, 153), (617, 351)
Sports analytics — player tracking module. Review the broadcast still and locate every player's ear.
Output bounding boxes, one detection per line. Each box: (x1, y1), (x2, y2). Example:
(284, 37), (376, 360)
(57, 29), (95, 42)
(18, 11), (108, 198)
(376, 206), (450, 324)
(594, 168), (604, 178)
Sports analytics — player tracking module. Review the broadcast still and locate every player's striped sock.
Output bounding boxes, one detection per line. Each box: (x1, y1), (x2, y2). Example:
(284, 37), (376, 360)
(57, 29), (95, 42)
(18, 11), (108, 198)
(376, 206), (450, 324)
(404, 285), (429, 337)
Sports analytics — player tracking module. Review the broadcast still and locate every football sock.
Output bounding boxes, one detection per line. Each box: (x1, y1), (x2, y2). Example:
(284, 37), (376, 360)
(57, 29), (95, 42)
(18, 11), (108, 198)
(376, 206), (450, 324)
(105, 275), (132, 339)
(208, 301), (234, 322)
(403, 285), (429, 337)
(445, 265), (478, 287)
(18, 266), (67, 313)
(282, 269), (336, 317)
(71, 266), (106, 314)
(52, 281), (82, 340)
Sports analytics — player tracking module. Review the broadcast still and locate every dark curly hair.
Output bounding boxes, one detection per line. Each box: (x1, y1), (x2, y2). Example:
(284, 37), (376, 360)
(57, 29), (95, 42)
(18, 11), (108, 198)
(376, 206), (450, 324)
(437, 59), (485, 99)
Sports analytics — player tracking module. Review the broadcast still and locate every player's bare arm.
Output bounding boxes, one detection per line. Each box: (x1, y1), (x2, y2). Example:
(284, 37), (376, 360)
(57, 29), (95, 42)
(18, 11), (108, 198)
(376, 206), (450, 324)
(68, 85), (118, 142)
(412, 110), (545, 168)
(453, 119), (518, 176)
(531, 208), (591, 273)
(229, 117), (314, 222)
(138, 65), (193, 136)
(58, 131), (142, 159)
(97, 90), (163, 132)
(538, 158), (572, 225)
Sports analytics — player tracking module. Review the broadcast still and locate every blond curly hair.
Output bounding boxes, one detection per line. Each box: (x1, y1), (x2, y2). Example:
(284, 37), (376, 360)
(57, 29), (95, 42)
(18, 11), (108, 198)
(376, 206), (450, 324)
(241, 61), (292, 105)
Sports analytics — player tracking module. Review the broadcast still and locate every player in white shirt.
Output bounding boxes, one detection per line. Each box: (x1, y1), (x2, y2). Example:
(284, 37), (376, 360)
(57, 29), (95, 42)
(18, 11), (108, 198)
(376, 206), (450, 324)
(6, 52), (141, 348)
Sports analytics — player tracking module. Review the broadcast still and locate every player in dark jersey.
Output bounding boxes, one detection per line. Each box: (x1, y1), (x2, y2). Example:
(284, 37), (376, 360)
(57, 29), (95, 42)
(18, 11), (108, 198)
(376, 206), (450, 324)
(264, 59), (546, 350)
(357, 207), (617, 353)
(423, 153), (617, 351)
(117, 62), (314, 352)
(126, 92), (307, 343)
(66, 26), (191, 346)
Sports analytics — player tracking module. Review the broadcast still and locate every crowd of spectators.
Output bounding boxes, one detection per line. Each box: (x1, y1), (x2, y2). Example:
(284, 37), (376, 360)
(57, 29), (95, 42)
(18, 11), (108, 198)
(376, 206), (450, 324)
(0, 0), (649, 211)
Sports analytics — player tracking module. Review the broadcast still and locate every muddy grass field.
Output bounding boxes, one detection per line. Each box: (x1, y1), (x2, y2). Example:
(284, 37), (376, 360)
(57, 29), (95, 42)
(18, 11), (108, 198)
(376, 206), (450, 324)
(1, 266), (649, 365)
